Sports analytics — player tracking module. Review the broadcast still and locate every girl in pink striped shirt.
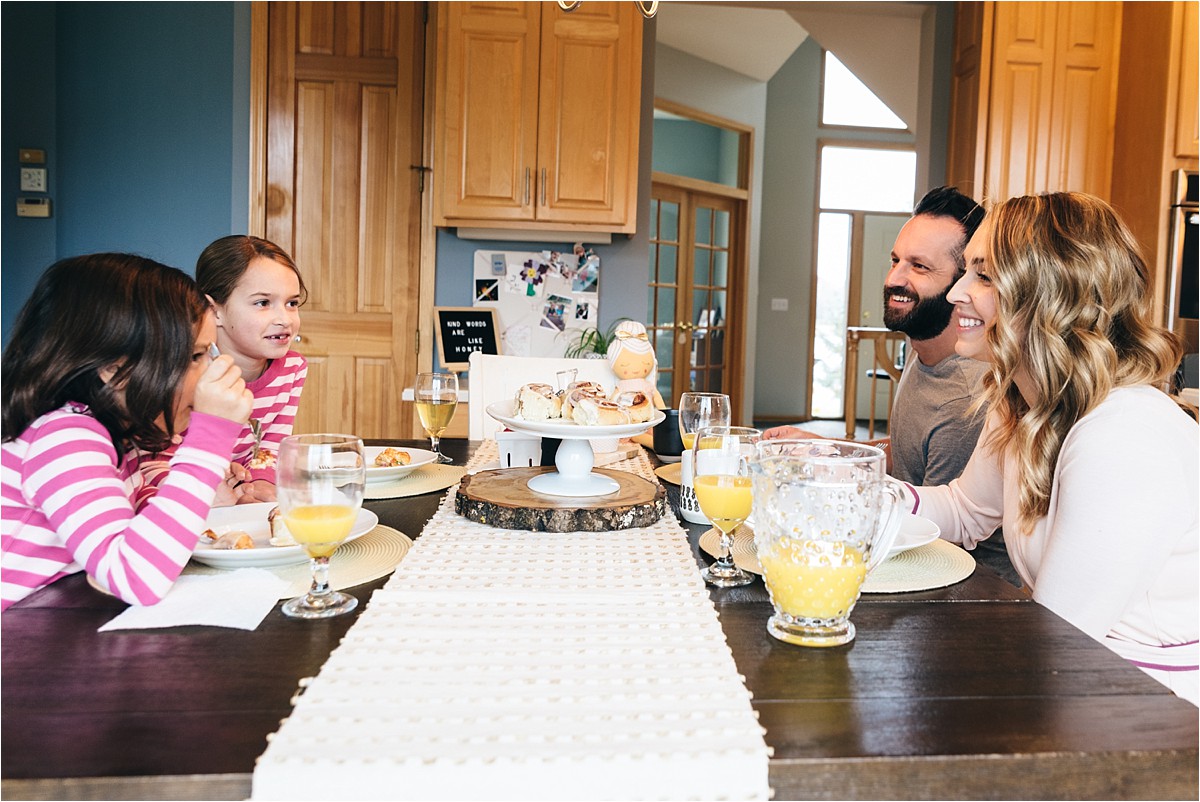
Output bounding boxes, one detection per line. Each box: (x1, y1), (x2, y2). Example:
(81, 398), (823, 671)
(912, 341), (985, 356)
(196, 235), (308, 503)
(1, 254), (254, 610)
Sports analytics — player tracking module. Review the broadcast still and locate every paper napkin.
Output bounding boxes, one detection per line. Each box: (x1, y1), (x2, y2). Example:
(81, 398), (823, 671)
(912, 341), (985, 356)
(99, 568), (291, 632)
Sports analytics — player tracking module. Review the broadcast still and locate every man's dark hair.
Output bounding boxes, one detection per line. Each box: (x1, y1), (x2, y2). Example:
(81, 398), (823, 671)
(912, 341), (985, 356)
(913, 186), (985, 265)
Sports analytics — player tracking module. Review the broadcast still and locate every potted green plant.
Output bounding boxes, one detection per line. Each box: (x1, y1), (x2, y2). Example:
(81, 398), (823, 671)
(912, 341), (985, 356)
(561, 317), (631, 359)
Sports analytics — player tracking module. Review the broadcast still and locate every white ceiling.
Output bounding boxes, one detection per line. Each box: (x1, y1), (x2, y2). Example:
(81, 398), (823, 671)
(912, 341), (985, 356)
(654, 5), (810, 83)
(654, 1), (932, 128)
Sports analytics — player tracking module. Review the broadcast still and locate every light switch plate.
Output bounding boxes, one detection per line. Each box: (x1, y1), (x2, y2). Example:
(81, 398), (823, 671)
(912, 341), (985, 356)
(17, 197), (51, 217)
(20, 168), (46, 192)
(771, 298), (789, 312)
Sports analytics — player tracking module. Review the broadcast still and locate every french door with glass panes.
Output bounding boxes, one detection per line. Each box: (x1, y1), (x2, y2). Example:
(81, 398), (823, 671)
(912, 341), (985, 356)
(647, 181), (746, 416)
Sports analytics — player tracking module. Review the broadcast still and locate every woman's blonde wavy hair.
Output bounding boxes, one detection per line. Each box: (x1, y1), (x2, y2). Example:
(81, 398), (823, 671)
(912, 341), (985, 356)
(978, 192), (1182, 534)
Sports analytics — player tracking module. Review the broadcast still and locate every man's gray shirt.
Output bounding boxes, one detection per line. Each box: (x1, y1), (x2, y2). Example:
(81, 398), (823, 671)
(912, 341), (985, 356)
(889, 352), (988, 487)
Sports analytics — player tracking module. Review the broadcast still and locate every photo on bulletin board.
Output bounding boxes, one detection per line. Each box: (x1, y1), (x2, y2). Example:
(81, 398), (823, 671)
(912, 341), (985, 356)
(474, 249), (601, 358)
(475, 278), (499, 303)
(573, 257), (599, 293)
(541, 294), (571, 332)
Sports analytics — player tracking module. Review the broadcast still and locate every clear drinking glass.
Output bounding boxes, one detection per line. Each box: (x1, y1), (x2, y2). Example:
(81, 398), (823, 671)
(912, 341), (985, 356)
(415, 372), (459, 464)
(277, 434), (366, 619)
(676, 393), (731, 525)
(692, 425), (761, 587)
(677, 392), (731, 451)
(750, 440), (901, 646)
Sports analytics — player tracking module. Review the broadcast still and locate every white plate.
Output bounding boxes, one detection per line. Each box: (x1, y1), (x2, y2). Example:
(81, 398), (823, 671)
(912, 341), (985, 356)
(364, 446), (437, 483)
(889, 513), (940, 557)
(191, 502), (378, 569)
(486, 399), (665, 440)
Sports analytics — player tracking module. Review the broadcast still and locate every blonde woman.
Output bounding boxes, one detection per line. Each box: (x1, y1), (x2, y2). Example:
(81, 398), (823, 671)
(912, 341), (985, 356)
(910, 192), (1198, 705)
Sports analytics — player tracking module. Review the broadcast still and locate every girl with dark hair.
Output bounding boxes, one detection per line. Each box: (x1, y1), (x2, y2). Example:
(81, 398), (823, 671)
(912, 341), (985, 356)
(913, 193), (1198, 705)
(149, 236), (308, 503)
(1, 253), (252, 610)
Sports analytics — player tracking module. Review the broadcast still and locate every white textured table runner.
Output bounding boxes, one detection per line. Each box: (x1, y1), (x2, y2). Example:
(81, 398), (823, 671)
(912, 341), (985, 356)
(252, 443), (770, 801)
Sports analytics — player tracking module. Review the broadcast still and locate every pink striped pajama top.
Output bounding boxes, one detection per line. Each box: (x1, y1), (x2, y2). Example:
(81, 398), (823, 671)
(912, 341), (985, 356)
(139, 352), (306, 491)
(0, 403), (241, 610)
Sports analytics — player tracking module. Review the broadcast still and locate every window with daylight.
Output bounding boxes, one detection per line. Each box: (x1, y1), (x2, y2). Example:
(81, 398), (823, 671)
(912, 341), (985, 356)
(821, 51), (906, 130)
(810, 144), (915, 419)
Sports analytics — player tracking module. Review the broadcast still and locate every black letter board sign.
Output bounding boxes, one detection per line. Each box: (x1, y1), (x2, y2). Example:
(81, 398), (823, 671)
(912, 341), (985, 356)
(434, 306), (501, 372)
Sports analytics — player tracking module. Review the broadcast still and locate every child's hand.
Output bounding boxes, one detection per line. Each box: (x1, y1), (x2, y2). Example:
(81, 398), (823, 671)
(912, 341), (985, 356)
(212, 462), (251, 507)
(236, 479), (277, 504)
(194, 355), (254, 424)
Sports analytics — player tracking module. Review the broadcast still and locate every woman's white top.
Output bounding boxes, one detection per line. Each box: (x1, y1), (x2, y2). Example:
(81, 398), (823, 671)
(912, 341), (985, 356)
(915, 386), (1199, 705)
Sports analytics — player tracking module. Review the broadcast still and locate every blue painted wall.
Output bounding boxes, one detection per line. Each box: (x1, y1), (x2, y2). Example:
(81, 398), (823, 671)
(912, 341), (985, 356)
(2, 1), (247, 345)
(2, 3), (59, 341)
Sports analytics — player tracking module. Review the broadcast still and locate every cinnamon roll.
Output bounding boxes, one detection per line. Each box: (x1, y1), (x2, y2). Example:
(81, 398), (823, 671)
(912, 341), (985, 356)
(610, 390), (653, 423)
(571, 395), (632, 426)
(514, 383), (562, 421)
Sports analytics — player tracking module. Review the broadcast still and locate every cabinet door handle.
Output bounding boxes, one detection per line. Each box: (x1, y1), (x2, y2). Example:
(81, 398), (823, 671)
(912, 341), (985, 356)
(540, 167), (547, 207)
(524, 167), (531, 206)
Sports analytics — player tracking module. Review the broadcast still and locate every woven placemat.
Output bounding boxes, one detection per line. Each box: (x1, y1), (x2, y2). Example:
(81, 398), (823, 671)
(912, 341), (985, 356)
(654, 462), (681, 486)
(364, 464), (466, 500)
(699, 528), (976, 594)
(184, 525), (413, 598)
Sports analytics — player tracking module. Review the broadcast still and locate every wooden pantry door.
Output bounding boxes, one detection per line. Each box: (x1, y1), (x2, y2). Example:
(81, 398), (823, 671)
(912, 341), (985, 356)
(254, 2), (425, 438)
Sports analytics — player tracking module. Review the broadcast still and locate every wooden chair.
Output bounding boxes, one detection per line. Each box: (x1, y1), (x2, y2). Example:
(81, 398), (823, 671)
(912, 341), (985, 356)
(467, 352), (614, 440)
(843, 327), (907, 440)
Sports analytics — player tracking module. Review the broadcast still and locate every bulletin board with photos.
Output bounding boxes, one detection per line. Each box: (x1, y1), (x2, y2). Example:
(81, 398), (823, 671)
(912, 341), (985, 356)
(471, 247), (600, 358)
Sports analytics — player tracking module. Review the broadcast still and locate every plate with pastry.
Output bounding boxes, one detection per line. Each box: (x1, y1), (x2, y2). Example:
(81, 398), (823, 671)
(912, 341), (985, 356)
(191, 502), (378, 569)
(363, 446), (437, 483)
(490, 395), (664, 439)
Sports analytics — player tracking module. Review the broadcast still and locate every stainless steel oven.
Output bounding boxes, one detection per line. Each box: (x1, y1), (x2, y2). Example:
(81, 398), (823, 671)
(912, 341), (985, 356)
(1166, 169), (1198, 387)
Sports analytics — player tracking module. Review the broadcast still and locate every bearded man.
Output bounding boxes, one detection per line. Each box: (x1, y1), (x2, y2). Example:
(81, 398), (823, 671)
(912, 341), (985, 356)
(882, 186), (988, 488)
(767, 186), (1018, 585)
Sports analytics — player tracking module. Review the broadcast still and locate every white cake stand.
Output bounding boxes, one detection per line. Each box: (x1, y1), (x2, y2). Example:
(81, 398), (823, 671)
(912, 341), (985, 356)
(486, 400), (665, 497)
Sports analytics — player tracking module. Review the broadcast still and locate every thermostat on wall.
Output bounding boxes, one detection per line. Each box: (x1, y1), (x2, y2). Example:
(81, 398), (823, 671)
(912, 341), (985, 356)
(16, 197), (51, 218)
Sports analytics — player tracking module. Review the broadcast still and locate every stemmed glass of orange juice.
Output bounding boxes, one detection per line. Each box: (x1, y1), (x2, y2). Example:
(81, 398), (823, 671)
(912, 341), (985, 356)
(692, 425), (761, 587)
(277, 433), (366, 619)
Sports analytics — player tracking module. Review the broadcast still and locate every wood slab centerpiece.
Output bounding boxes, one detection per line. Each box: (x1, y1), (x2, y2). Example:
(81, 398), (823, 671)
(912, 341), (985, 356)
(456, 467), (666, 532)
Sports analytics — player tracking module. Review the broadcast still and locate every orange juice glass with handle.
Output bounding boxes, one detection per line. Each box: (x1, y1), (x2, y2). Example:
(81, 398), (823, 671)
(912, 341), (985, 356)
(750, 440), (901, 646)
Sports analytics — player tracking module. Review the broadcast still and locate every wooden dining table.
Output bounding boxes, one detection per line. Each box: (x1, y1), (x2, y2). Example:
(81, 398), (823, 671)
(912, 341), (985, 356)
(2, 439), (1197, 800)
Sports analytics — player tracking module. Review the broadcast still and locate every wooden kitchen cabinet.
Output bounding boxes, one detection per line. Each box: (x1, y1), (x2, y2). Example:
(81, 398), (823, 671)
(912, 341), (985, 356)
(434, 1), (643, 233)
(1110, 1), (1199, 325)
(946, 1), (1122, 202)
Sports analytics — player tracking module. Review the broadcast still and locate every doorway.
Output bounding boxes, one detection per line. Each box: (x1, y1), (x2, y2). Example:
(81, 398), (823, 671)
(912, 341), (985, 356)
(250, 2), (426, 438)
(648, 101), (752, 419)
(808, 141), (915, 420)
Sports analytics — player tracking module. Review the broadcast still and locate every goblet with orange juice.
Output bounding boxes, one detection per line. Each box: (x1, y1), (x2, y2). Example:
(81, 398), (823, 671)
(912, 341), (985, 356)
(676, 393), (731, 526)
(692, 425), (761, 587)
(277, 433), (366, 619)
(751, 440), (901, 646)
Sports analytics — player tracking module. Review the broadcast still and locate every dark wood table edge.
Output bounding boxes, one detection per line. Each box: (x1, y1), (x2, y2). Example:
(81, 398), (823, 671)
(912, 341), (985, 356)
(6, 748), (1198, 802)
(767, 749), (1200, 801)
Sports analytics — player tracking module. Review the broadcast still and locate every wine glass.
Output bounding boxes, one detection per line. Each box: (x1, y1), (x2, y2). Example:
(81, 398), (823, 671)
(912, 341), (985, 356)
(415, 372), (459, 464)
(692, 425), (761, 587)
(676, 392), (731, 525)
(677, 392), (731, 451)
(277, 434), (365, 619)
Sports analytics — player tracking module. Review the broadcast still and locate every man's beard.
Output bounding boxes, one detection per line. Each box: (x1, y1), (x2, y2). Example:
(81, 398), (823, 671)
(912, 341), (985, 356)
(882, 282), (955, 341)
